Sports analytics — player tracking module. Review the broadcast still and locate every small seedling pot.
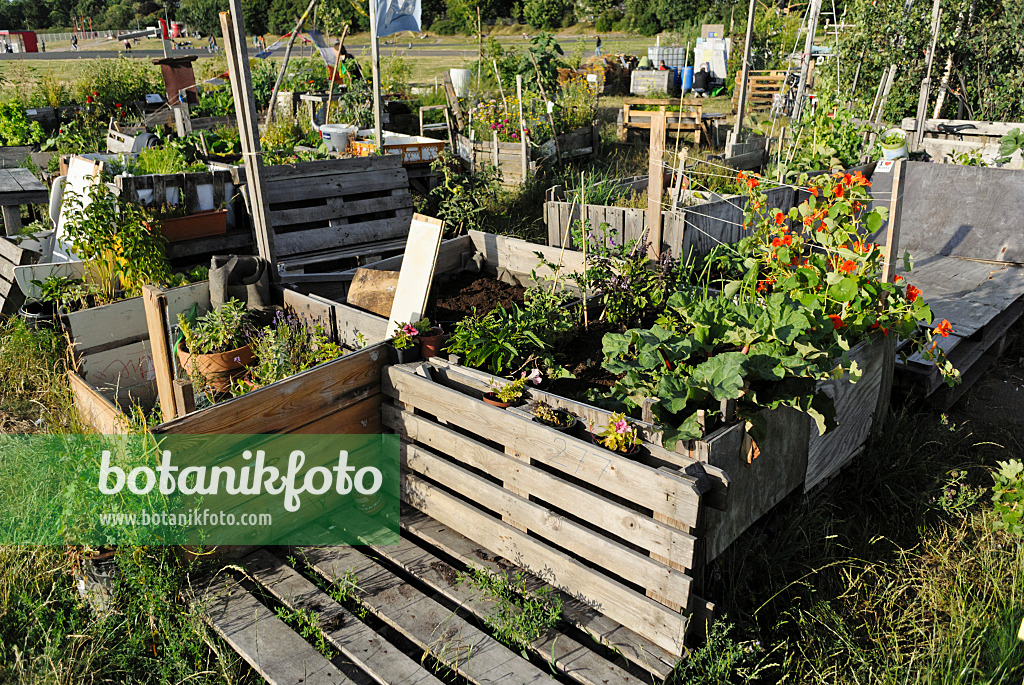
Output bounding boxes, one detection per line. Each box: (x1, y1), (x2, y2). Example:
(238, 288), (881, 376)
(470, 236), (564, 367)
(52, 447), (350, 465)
(418, 327), (446, 359)
(879, 128), (908, 160)
(388, 344), (421, 365)
(588, 431), (644, 457)
(177, 340), (255, 393)
(533, 410), (579, 435)
(482, 391), (518, 408)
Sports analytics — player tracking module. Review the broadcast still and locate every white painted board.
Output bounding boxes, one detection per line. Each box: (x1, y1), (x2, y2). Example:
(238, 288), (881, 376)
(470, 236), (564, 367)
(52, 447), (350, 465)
(386, 215), (444, 337)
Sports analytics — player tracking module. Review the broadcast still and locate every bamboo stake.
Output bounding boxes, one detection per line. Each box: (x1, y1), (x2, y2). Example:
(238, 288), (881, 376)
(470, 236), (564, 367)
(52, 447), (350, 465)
(493, 60), (508, 113)
(527, 49), (562, 165)
(581, 171), (588, 330)
(323, 24), (348, 128)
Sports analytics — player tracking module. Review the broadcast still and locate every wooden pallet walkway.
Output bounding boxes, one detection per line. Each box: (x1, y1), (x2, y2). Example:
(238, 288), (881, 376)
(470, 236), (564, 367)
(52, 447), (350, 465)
(193, 522), (678, 685)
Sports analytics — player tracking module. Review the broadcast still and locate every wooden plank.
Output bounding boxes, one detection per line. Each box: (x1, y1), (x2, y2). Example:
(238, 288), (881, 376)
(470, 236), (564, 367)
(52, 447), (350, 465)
(401, 473), (687, 654)
(302, 545), (553, 684)
(401, 511), (678, 679)
(271, 192), (412, 227)
(275, 215), (413, 258)
(262, 169), (409, 204)
(243, 549), (444, 685)
(400, 438), (693, 601)
(198, 575), (354, 685)
(386, 216), (444, 337)
(383, 367), (703, 526)
(289, 393), (382, 434)
(647, 113), (666, 258)
(141, 286), (177, 423)
(77, 339), (154, 396)
(63, 297), (148, 356)
(384, 405), (696, 564)
(369, 536), (640, 685)
(236, 155), (404, 184)
(153, 344), (385, 435)
(328, 301), (390, 348)
(68, 371), (129, 434)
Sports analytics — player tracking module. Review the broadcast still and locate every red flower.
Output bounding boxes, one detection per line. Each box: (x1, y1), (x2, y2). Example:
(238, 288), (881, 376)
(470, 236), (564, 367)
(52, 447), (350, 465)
(839, 260), (857, 274)
(93, 91), (99, 96)
(906, 285), (921, 302)
(772, 237), (782, 248)
(747, 177), (759, 190)
(828, 314), (845, 330)
(115, 103), (121, 108)
(835, 184), (845, 199)
(775, 211), (784, 225)
(843, 173), (853, 186)
(935, 319), (953, 338)
(894, 274), (903, 283)
(782, 235), (793, 246)
(809, 186), (819, 197)
(736, 171), (746, 182)
(86, 95), (93, 103)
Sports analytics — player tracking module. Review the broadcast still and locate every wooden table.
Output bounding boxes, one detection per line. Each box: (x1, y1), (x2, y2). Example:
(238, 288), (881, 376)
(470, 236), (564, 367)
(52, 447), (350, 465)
(0, 168), (48, 236)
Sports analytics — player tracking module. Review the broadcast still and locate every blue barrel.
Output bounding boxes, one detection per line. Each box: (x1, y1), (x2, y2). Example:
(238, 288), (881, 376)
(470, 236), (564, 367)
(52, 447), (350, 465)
(682, 66), (694, 93)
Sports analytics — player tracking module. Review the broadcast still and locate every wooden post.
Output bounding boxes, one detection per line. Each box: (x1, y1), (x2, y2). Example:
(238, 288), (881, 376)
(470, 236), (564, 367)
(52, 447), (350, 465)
(516, 75), (528, 179)
(670, 147), (688, 211)
(647, 113), (666, 259)
(881, 159), (905, 283)
(368, 0), (384, 154)
(912, 0), (943, 151)
(221, 2), (277, 276)
(266, 0), (319, 123)
(733, 0), (757, 146)
(476, 7), (482, 91)
(141, 285), (178, 423)
(793, 0), (823, 121)
(492, 60), (508, 112)
(526, 50), (561, 165)
(1, 207), (21, 236)
(324, 25), (348, 128)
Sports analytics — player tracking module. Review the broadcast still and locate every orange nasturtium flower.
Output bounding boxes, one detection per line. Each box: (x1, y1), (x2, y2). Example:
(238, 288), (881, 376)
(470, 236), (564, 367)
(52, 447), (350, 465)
(935, 319), (953, 338)
(834, 184), (845, 199)
(906, 284), (922, 302)
(839, 260), (857, 274)
(747, 176), (760, 190)
(828, 314), (845, 330)
(809, 186), (819, 197)
(774, 211), (784, 225)
(772, 237), (782, 248)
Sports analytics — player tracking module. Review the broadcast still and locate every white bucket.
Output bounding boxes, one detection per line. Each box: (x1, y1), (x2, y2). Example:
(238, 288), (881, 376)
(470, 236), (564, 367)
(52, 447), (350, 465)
(879, 128), (908, 160)
(450, 69), (472, 98)
(320, 124), (358, 153)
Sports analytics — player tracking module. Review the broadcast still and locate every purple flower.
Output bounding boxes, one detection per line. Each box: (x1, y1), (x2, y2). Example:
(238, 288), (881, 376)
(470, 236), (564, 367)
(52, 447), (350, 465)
(613, 419), (629, 434)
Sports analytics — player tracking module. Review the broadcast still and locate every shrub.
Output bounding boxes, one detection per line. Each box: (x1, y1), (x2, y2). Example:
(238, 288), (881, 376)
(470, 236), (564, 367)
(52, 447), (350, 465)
(523, 0), (572, 29)
(595, 8), (622, 32)
(430, 17), (459, 35)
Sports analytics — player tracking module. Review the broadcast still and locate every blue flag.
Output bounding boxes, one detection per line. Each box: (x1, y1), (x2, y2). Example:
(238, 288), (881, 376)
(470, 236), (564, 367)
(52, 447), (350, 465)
(376, 0), (421, 38)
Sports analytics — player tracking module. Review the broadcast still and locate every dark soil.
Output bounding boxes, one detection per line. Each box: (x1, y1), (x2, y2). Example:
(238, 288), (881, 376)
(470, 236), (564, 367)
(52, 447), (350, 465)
(428, 273), (525, 324)
(547, 321), (622, 399)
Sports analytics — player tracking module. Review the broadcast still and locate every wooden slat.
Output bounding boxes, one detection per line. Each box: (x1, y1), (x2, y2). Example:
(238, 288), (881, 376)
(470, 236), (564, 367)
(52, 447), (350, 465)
(401, 440), (693, 601)
(302, 545), (554, 684)
(242, 155), (404, 183)
(401, 510), (679, 678)
(383, 367), (703, 527)
(401, 471), (687, 654)
(68, 371), (130, 434)
(263, 169), (410, 205)
(198, 575), (355, 685)
(63, 297), (148, 355)
(153, 344), (385, 435)
(244, 549), (444, 685)
(384, 405), (696, 565)
(368, 536), (640, 685)
(271, 192), (412, 227)
(275, 215), (413, 257)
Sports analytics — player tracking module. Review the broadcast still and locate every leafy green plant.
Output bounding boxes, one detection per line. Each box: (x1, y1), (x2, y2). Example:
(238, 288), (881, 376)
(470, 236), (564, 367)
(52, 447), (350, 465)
(0, 100), (45, 146)
(946, 149), (989, 167)
(390, 322), (419, 350)
(996, 128), (1024, 164)
(490, 369), (542, 404)
(991, 460), (1023, 536)
(668, 620), (774, 684)
(130, 146), (206, 175)
(770, 94), (874, 181)
(931, 469), (984, 517)
(430, 149), (501, 235)
(591, 411), (642, 453)
(532, 402), (574, 427)
(274, 606), (335, 658)
(231, 309), (343, 395)
(177, 299), (252, 355)
(457, 564), (562, 655)
(881, 131), (906, 146)
(29, 275), (95, 312)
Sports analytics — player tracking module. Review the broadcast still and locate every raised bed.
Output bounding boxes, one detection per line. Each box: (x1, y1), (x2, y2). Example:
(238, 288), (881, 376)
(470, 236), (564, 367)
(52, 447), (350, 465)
(453, 122), (599, 186)
(67, 281), (388, 437)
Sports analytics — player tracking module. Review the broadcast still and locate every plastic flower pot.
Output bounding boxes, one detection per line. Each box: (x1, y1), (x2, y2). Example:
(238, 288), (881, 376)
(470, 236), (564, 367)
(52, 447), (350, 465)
(482, 392), (518, 408)
(18, 300), (59, 330)
(588, 431), (644, 457)
(388, 344), (421, 365)
(176, 340), (255, 393)
(418, 327), (446, 359)
(879, 128), (908, 160)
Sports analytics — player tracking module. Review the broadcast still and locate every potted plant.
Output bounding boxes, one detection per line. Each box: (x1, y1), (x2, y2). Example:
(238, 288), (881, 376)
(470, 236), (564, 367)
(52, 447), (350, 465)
(879, 128), (908, 160)
(388, 322), (421, 364)
(589, 412), (643, 456)
(483, 368), (542, 408)
(532, 402), (578, 434)
(414, 317), (446, 359)
(176, 299), (255, 393)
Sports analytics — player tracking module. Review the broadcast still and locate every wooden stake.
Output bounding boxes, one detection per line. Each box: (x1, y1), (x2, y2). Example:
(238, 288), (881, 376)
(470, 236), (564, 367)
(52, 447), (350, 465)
(476, 7), (482, 91)
(266, 0), (319, 123)
(881, 159), (905, 283)
(141, 285), (177, 423)
(581, 171), (588, 331)
(323, 24), (349, 127)
(221, 2), (277, 276)
(369, 0), (384, 154)
(734, 0), (757, 144)
(516, 74), (527, 180)
(647, 113), (666, 259)
(670, 147), (688, 211)
(526, 50), (561, 165)
(793, 0), (823, 121)
(493, 60), (508, 113)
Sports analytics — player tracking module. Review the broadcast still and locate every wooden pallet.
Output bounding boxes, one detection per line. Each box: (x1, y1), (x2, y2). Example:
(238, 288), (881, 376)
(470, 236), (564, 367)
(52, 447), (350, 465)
(0, 235), (44, 318)
(617, 99), (705, 145)
(195, 523), (678, 685)
(453, 123), (598, 186)
(732, 70), (787, 113)
(232, 156), (415, 273)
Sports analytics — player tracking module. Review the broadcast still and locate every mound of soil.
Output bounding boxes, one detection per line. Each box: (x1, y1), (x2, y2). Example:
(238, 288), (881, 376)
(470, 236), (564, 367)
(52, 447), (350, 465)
(429, 273), (526, 323)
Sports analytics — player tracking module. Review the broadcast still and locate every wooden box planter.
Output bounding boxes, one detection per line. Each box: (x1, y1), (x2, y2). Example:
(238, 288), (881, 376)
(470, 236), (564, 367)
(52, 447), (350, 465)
(158, 208), (228, 242)
(617, 99), (708, 144)
(67, 281), (389, 436)
(0, 234), (46, 317)
(454, 122), (599, 186)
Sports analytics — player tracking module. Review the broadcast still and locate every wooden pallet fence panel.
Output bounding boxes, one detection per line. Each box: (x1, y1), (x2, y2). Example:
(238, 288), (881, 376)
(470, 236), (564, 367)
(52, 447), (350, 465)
(0, 236), (40, 317)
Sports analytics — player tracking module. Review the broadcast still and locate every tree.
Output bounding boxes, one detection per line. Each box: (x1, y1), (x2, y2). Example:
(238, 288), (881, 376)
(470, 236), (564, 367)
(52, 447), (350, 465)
(268, 0), (304, 34)
(178, 0), (224, 35)
(242, 0), (269, 35)
(523, 0), (571, 29)
(624, 0), (659, 35)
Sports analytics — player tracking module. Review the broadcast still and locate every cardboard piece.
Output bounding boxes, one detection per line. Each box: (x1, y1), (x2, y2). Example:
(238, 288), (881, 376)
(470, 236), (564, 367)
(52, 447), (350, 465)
(387, 214), (445, 337)
(347, 268), (401, 317)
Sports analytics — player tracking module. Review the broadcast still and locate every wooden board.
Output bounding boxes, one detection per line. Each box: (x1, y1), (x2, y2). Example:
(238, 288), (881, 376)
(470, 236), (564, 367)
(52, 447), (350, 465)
(344, 268), (400, 318)
(386, 215), (444, 336)
(55, 156), (104, 259)
(0, 236), (41, 317)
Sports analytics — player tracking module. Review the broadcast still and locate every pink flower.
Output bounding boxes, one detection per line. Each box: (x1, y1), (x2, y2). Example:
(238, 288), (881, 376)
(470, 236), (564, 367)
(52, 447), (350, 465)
(401, 323), (418, 336)
(613, 419), (629, 434)
(522, 368), (542, 385)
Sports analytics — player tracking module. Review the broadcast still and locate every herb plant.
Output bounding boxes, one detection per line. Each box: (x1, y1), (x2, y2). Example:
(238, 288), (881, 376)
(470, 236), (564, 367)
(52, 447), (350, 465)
(591, 412), (642, 453)
(232, 310), (343, 395)
(533, 402), (573, 427)
(177, 299), (251, 355)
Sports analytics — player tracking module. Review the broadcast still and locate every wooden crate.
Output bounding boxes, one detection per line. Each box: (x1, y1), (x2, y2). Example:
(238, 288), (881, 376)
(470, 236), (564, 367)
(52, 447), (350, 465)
(350, 134), (446, 164)
(617, 99), (704, 144)
(732, 70), (788, 113)
(232, 156), (414, 273)
(0, 234), (45, 317)
(67, 281), (388, 436)
(453, 122), (599, 186)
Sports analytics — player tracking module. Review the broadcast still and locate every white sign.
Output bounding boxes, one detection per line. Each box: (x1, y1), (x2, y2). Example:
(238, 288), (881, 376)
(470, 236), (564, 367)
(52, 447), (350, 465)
(875, 159), (895, 174)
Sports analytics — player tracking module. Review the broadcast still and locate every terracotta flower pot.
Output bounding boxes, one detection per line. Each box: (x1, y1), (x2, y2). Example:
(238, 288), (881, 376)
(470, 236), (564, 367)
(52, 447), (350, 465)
(159, 209), (228, 243)
(177, 340), (254, 393)
(418, 328), (446, 359)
